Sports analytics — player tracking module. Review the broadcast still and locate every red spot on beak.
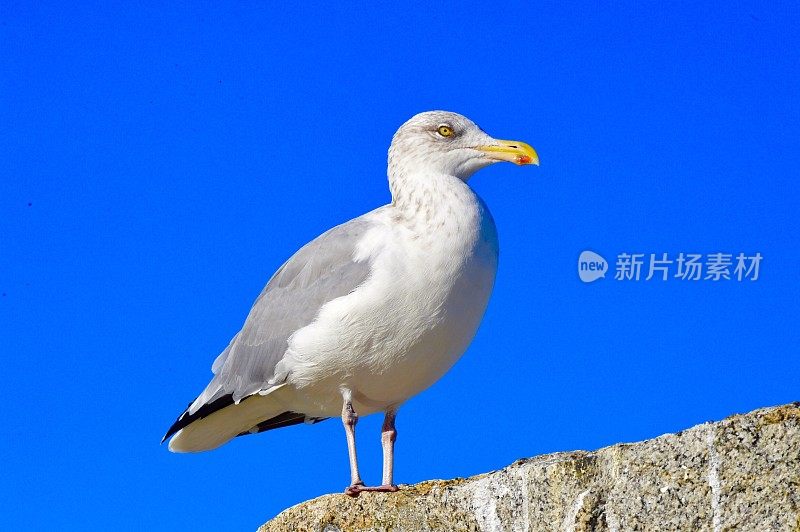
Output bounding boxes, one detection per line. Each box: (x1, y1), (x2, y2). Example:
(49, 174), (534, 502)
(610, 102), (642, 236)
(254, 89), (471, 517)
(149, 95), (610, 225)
(517, 155), (532, 165)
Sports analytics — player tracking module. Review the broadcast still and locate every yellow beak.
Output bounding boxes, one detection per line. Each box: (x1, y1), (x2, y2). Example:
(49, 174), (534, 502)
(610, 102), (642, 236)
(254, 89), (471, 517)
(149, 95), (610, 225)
(476, 140), (539, 166)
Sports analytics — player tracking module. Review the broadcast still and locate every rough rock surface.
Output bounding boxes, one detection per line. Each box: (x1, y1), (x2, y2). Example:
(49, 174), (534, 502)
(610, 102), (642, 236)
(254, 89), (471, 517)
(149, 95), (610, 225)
(260, 403), (800, 532)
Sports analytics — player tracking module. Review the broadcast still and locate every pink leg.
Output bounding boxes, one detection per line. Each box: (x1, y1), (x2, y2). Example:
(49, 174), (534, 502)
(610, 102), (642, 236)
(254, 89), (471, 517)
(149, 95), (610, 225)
(344, 410), (399, 496)
(341, 395), (365, 495)
(380, 410), (398, 488)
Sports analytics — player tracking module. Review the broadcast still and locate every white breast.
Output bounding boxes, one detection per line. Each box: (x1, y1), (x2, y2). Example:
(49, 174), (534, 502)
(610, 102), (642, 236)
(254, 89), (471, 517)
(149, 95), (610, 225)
(279, 176), (499, 417)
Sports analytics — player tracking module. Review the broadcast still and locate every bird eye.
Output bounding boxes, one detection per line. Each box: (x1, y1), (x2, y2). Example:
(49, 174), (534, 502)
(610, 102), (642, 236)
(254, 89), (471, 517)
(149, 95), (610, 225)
(437, 125), (454, 137)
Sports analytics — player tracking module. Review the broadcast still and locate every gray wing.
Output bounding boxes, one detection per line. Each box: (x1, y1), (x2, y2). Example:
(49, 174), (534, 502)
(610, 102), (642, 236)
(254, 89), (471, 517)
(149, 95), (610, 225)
(186, 214), (375, 415)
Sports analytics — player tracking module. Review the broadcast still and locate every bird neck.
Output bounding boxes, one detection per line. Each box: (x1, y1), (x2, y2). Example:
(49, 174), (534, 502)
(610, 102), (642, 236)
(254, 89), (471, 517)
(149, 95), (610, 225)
(387, 164), (487, 242)
(389, 166), (471, 213)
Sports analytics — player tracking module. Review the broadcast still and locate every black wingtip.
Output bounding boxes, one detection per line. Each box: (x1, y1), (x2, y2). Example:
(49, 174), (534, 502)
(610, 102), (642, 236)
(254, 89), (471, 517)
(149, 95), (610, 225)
(161, 395), (235, 445)
(161, 396), (330, 446)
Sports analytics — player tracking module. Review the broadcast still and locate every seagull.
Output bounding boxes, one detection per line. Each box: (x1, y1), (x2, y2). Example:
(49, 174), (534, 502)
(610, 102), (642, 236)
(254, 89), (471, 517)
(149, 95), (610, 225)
(162, 111), (538, 495)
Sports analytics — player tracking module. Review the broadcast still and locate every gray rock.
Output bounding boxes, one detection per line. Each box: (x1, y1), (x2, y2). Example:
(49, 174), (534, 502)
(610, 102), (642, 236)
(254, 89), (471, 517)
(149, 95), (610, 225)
(259, 403), (800, 532)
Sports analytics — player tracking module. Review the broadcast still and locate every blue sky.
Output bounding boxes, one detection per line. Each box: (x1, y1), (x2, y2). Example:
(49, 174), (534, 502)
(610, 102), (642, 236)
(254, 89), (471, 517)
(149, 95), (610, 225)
(2, 1), (798, 530)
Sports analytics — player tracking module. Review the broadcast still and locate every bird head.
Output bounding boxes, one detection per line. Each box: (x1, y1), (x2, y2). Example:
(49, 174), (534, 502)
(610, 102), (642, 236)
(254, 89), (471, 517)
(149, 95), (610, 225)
(388, 111), (539, 181)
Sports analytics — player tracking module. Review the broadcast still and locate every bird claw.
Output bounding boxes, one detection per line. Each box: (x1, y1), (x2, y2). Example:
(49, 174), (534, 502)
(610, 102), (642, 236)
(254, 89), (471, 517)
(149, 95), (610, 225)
(344, 483), (399, 497)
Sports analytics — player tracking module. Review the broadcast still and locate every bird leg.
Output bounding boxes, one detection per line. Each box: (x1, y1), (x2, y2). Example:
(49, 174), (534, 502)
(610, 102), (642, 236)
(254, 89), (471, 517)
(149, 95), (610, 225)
(342, 407), (400, 496)
(378, 410), (399, 490)
(341, 395), (365, 496)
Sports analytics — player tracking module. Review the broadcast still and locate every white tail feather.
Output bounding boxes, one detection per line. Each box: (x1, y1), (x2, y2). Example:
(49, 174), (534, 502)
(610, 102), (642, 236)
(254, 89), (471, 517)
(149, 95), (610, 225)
(168, 387), (289, 453)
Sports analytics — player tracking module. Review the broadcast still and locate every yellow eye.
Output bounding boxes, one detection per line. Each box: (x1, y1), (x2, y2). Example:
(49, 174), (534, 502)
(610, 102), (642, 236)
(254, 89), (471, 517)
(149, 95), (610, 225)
(437, 125), (454, 137)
